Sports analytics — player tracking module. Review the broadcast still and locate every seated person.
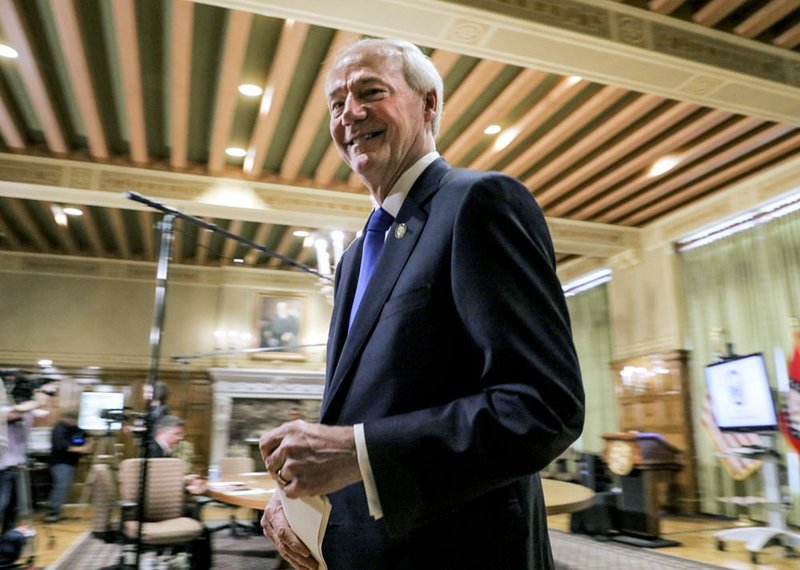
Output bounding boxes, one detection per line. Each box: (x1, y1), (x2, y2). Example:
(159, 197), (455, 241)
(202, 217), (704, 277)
(149, 415), (206, 495)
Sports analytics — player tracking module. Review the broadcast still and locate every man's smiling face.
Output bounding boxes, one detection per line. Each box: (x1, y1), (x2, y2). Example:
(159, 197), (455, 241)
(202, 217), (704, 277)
(326, 48), (435, 201)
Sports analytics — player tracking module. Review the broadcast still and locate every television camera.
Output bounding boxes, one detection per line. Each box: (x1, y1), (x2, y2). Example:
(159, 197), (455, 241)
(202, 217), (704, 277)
(0, 368), (59, 405)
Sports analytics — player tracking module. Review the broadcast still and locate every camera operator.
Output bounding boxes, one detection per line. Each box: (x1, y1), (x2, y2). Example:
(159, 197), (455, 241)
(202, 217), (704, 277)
(0, 371), (56, 534)
(45, 410), (91, 522)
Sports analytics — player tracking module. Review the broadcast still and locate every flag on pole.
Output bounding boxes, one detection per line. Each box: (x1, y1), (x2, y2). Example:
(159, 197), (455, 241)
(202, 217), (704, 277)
(778, 332), (800, 454)
(702, 395), (763, 480)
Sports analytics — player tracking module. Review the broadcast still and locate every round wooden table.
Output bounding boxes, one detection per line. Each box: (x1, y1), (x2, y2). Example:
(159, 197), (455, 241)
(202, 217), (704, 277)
(542, 478), (595, 515)
(206, 472), (277, 510)
(206, 473), (595, 515)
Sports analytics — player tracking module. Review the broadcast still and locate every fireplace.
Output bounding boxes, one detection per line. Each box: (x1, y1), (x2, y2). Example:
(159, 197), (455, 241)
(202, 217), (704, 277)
(208, 368), (324, 465)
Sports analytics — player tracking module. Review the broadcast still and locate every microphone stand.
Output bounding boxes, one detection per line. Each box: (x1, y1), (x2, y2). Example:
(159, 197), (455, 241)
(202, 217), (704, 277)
(125, 192), (333, 282)
(110, 193), (329, 568)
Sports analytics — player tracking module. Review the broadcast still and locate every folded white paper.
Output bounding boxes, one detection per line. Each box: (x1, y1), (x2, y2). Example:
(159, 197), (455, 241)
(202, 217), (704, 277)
(278, 488), (331, 570)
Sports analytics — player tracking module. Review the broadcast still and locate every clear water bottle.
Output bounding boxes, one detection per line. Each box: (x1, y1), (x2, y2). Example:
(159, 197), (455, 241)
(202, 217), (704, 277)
(208, 464), (220, 482)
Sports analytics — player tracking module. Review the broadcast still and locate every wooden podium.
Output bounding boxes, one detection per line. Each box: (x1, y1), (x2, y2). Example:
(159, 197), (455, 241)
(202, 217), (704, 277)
(603, 432), (683, 540)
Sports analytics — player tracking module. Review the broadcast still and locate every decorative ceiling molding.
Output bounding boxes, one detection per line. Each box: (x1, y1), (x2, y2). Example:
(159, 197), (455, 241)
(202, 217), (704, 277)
(0, 153), (640, 257)
(201, 0), (800, 126)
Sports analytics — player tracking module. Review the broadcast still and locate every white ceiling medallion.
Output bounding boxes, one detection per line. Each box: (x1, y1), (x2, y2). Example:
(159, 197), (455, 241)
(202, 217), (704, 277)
(448, 19), (490, 44)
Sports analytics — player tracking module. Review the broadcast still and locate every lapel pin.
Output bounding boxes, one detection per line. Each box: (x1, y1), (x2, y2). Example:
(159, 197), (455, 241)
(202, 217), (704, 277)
(394, 223), (407, 239)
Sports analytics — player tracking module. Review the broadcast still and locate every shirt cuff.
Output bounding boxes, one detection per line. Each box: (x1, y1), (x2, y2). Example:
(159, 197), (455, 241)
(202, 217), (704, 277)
(354, 423), (384, 520)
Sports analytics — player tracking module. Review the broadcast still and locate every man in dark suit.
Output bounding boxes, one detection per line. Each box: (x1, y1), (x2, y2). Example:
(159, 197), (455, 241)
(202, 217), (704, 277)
(259, 38), (584, 570)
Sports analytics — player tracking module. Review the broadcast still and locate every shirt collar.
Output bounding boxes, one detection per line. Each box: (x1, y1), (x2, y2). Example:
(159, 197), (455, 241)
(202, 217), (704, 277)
(373, 151), (439, 218)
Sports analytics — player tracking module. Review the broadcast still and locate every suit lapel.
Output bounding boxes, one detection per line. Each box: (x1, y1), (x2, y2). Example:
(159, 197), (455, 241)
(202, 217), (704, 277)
(321, 158), (450, 422)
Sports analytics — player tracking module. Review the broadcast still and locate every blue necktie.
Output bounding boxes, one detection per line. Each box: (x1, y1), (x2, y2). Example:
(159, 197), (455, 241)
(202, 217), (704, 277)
(349, 207), (395, 328)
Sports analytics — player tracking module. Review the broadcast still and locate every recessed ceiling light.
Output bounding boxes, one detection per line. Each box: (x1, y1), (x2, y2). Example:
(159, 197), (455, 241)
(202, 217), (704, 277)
(648, 155), (681, 177)
(225, 146), (247, 158)
(50, 204), (67, 226)
(38, 359), (53, 367)
(63, 207), (83, 216)
(494, 127), (520, 151)
(238, 83), (263, 97)
(233, 258), (244, 264)
(484, 125), (502, 135)
(293, 230), (311, 237)
(0, 44), (18, 59)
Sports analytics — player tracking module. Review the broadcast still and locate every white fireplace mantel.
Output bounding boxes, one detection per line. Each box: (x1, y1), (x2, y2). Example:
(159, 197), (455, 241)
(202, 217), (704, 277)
(208, 367), (325, 463)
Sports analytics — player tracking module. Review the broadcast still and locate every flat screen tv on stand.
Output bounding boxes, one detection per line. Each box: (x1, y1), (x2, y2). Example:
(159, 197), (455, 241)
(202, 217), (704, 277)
(704, 352), (800, 562)
(705, 353), (778, 433)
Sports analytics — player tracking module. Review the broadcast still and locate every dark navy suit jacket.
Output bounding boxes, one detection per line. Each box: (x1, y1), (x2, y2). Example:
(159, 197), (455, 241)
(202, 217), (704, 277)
(321, 158), (584, 569)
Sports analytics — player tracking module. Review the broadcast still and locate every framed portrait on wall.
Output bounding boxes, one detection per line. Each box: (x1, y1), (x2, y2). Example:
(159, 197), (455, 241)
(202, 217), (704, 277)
(253, 293), (306, 360)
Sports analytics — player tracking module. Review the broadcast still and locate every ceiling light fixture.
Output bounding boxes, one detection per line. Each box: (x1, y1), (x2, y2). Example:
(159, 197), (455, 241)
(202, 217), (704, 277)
(0, 44), (18, 59)
(484, 125), (501, 135)
(238, 83), (263, 97)
(648, 155), (681, 177)
(50, 204), (68, 226)
(293, 230), (311, 237)
(225, 146), (247, 158)
(566, 75), (582, 85)
(63, 207), (83, 216)
(494, 127), (520, 151)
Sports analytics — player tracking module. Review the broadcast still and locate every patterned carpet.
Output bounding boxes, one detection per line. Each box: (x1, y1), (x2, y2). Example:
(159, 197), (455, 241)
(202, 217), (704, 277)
(550, 530), (726, 570)
(48, 529), (727, 569)
(46, 531), (287, 570)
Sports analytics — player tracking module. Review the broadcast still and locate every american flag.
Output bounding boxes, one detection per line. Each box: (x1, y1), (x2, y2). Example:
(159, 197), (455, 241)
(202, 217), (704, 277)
(701, 395), (763, 480)
(779, 334), (800, 454)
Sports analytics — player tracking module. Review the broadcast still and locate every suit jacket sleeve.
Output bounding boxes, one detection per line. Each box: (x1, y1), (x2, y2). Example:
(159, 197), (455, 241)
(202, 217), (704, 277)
(363, 172), (584, 534)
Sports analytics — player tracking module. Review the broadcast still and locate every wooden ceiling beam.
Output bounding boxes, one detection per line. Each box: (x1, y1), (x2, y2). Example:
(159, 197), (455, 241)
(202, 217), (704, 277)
(526, 94), (665, 203)
(80, 207), (105, 257)
(0, 0), (67, 154)
(220, 219), (243, 264)
(733, 0), (800, 38)
(110, 0), (148, 164)
(647, 0), (685, 15)
(267, 226), (297, 268)
(314, 143), (345, 186)
(469, 77), (590, 173)
(579, 116), (766, 221)
(140, 210), (155, 261)
(195, 220), (213, 265)
(622, 126), (800, 226)
(0, 208), (21, 249)
(281, 30), (360, 181)
(0, 95), (23, 150)
(548, 107), (732, 217)
(208, 9), (253, 174)
(4, 198), (50, 250)
(773, 21), (800, 48)
(245, 20), (310, 177)
(107, 208), (130, 258)
(50, 0), (108, 160)
(169, 0), (194, 169)
(692, 0), (748, 26)
(437, 59), (506, 136)
(429, 49), (461, 79)
(505, 85), (628, 180)
(443, 69), (548, 166)
(244, 222), (271, 265)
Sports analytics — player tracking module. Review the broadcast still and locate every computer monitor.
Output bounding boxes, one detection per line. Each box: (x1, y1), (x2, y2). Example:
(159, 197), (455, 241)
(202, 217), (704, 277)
(705, 353), (778, 432)
(78, 391), (125, 431)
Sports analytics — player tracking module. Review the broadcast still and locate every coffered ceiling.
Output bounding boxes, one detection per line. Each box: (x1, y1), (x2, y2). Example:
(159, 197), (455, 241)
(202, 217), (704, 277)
(0, 0), (799, 280)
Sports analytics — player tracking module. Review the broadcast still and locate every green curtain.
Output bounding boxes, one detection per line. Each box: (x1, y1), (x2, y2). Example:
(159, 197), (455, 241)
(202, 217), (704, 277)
(566, 283), (617, 454)
(681, 209), (800, 524)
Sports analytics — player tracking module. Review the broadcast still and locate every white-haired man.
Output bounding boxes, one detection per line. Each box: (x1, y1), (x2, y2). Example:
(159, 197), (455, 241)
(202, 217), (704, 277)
(260, 38), (584, 570)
